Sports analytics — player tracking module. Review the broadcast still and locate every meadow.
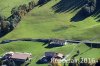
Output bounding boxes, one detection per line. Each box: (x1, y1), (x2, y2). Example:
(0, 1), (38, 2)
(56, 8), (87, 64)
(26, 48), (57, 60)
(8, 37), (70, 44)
(0, 0), (100, 66)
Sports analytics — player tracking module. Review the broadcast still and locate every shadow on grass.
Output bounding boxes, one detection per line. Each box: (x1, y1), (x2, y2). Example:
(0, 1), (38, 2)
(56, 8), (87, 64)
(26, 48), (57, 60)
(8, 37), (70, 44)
(70, 9), (91, 22)
(92, 0), (100, 22)
(36, 57), (49, 64)
(85, 43), (100, 48)
(0, 31), (12, 38)
(52, 0), (100, 22)
(52, 0), (86, 13)
(37, 0), (51, 7)
(45, 44), (63, 48)
(52, 0), (91, 22)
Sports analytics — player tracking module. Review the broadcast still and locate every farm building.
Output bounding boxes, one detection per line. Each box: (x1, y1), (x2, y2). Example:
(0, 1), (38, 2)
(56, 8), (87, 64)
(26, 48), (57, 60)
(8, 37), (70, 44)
(48, 39), (67, 47)
(45, 52), (64, 59)
(45, 52), (56, 58)
(37, 52), (64, 64)
(1, 52), (32, 66)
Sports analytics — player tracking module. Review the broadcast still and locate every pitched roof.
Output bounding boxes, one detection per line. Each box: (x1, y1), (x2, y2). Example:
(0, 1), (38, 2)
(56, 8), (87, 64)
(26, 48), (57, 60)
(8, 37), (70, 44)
(50, 39), (66, 45)
(55, 53), (64, 58)
(45, 52), (56, 57)
(45, 52), (64, 59)
(11, 53), (32, 59)
(5, 52), (32, 60)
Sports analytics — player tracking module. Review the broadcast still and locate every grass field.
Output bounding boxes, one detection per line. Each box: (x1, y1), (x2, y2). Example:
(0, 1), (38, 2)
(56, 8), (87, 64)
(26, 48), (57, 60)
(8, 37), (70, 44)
(0, 41), (100, 66)
(0, 0), (100, 66)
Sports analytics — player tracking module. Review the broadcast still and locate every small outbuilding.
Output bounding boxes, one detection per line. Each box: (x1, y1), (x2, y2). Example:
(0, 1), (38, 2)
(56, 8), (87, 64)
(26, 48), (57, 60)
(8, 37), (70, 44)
(48, 39), (67, 48)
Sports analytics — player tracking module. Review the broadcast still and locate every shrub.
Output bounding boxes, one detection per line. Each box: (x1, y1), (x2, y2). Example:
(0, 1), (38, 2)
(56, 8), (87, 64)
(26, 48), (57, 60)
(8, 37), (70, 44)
(7, 14), (21, 30)
(11, 7), (18, 15)
(0, 15), (10, 33)
(1, 21), (10, 32)
(28, 1), (35, 11)
(0, 15), (6, 21)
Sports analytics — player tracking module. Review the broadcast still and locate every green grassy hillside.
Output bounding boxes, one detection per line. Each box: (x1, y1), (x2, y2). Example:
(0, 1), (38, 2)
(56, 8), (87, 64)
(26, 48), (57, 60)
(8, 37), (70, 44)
(0, 0), (37, 17)
(0, 42), (99, 66)
(0, 0), (100, 66)
(1, 0), (100, 40)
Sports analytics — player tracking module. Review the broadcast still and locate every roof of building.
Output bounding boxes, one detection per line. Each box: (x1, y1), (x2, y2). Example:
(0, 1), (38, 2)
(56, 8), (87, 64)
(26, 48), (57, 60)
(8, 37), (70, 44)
(45, 52), (64, 59)
(50, 39), (66, 45)
(55, 53), (64, 58)
(4, 52), (32, 60)
(45, 52), (56, 57)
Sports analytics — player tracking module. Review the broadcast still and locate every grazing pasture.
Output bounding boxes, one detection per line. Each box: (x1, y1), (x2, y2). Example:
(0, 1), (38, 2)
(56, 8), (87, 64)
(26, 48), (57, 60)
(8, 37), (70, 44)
(0, 0), (100, 66)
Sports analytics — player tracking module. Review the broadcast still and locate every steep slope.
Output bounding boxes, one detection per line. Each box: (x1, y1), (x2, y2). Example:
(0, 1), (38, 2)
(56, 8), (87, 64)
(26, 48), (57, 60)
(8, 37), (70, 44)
(0, 0), (100, 66)
(0, 0), (35, 17)
(1, 0), (100, 40)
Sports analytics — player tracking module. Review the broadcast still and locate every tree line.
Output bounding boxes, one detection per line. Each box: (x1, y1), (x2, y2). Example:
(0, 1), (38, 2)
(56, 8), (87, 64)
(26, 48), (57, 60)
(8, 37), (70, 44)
(0, 0), (98, 36)
(0, 0), (35, 36)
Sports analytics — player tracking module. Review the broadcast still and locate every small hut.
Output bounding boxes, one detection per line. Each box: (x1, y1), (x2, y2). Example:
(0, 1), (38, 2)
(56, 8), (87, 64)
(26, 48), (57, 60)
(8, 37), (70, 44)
(48, 39), (67, 47)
